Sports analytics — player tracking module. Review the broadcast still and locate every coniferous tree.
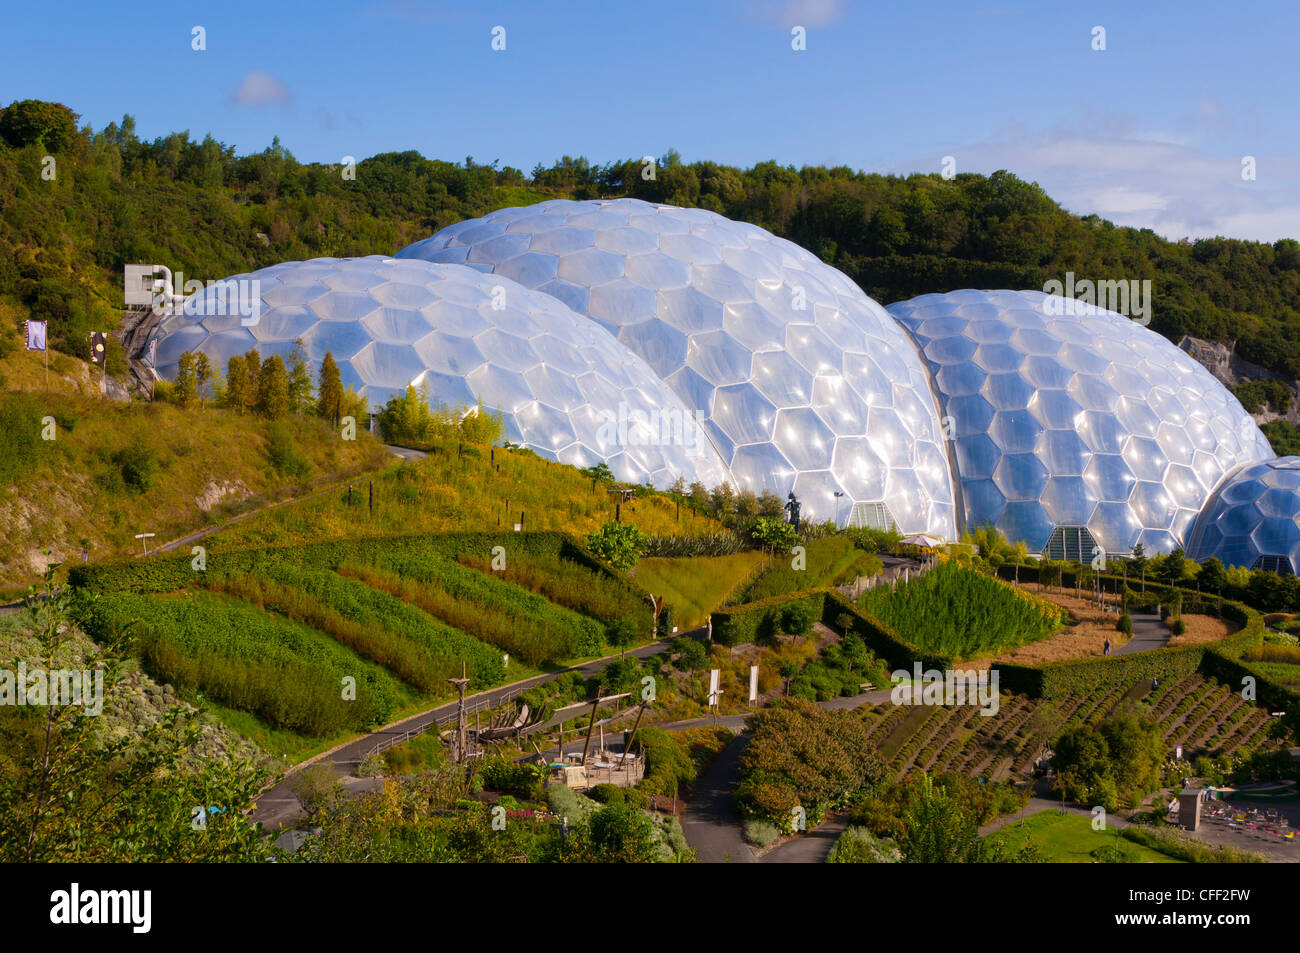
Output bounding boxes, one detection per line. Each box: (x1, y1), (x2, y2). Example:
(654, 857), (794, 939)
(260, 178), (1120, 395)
(224, 354), (250, 412)
(316, 351), (344, 424)
(174, 351), (198, 407)
(256, 355), (290, 419)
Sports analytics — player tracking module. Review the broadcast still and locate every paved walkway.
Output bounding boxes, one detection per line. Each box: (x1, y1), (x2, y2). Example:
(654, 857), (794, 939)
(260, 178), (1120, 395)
(681, 735), (755, 863)
(677, 689), (888, 863)
(252, 637), (674, 831)
(1113, 611), (1169, 655)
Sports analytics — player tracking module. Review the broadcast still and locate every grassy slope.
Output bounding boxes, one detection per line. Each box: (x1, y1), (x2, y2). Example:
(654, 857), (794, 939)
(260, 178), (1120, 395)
(206, 438), (724, 553)
(632, 552), (768, 629)
(985, 810), (1182, 863)
(0, 367), (392, 593)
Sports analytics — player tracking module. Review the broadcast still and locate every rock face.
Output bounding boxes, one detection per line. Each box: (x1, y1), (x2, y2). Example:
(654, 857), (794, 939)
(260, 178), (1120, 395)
(194, 479), (251, 513)
(1178, 336), (1300, 425)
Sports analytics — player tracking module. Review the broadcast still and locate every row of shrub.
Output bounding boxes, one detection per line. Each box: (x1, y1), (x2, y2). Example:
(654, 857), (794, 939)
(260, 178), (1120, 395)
(76, 591), (404, 735)
(455, 551), (653, 640)
(70, 531), (634, 599)
(640, 532), (748, 558)
(349, 553), (605, 665)
(212, 565), (507, 690)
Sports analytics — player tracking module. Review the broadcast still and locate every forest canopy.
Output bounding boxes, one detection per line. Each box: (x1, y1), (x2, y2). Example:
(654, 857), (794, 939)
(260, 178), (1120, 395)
(2, 99), (1297, 384)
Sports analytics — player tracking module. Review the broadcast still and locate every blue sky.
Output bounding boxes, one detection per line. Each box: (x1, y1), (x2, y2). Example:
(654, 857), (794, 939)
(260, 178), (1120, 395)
(4, 0), (1297, 241)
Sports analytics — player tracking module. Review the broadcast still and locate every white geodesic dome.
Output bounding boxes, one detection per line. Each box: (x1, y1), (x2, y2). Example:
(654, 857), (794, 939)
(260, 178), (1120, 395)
(887, 289), (1274, 555)
(151, 256), (730, 489)
(397, 198), (958, 536)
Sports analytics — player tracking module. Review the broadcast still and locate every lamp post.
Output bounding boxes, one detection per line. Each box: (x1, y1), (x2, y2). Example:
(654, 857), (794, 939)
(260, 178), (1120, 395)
(833, 490), (845, 528)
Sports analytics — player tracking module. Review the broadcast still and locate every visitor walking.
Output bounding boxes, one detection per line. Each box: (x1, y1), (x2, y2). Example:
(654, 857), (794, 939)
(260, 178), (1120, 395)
(1103, 638), (1110, 656)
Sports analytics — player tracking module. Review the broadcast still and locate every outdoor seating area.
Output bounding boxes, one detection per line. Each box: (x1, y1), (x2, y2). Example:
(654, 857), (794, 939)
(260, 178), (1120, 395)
(1191, 799), (1298, 848)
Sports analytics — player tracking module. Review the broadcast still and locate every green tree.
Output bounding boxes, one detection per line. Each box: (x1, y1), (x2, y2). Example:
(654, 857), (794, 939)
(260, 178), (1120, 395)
(316, 351), (344, 424)
(899, 774), (982, 862)
(224, 354), (251, 413)
(174, 350), (198, 407)
(0, 100), (79, 151)
(750, 516), (798, 555)
(585, 520), (645, 571)
(286, 340), (313, 415)
(605, 616), (640, 659)
(193, 352), (212, 409)
(256, 354), (290, 419)
(1198, 557), (1228, 593)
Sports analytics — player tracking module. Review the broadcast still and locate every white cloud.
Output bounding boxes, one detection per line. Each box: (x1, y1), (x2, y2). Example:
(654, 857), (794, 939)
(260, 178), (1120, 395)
(760, 0), (844, 28)
(232, 71), (291, 108)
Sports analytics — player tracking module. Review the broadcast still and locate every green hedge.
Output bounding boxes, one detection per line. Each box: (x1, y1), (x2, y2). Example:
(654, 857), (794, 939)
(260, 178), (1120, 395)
(71, 531), (609, 593)
(993, 590), (1265, 700)
(1200, 649), (1300, 739)
(709, 589), (827, 647)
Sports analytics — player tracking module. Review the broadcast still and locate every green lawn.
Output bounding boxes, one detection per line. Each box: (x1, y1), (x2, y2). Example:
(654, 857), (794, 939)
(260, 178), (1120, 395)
(632, 552), (768, 630)
(986, 810), (1184, 863)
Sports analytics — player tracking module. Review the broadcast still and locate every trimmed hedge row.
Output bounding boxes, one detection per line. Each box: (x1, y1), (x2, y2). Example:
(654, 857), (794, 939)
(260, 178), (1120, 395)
(70, 531), (600, 593)
(708, 589), (827, 647)
(994, 588), (1265, 700)
(69, 531), (651, 627)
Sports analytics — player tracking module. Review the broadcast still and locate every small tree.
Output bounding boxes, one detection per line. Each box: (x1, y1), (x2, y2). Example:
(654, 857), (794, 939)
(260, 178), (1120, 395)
(256, 355), (290, 419)
(605, 616), (640, 659)
(175, 350), (198, 407)
(193, 352), (212, 409)
(316, 351), (344, 424)
(750, 516), (798, 556)
(242, 349), (263, 414)
(585, 520), (645, 571)
(224, 354), (251, 412)
(286, 340), (313, 415)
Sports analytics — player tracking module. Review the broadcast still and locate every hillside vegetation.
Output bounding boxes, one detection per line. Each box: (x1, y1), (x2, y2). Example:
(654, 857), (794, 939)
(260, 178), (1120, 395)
(2, 98), (1298, 391)
(205, 439), (721, 553)
(0, 383), (389, 591)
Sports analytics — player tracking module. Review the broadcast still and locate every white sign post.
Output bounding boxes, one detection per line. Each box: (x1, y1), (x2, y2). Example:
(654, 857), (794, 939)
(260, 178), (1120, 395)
(749, 665), (759, 705)
(134, 532), (157, 555)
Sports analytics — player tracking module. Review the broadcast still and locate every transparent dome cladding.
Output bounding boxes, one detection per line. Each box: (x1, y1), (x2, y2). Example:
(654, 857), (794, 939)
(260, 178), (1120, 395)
(1187, 457), (1300, 573)
(151, 201), (1285, 556)
(397, 198), (959, 538)
(152, 255), (731, 489)
(887, 289), (1274, 555)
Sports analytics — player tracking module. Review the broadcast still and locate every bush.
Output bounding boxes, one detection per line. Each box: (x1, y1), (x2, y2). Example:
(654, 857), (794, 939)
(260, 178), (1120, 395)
(477, 758), (543, 799)
(111, 445), (156, 493)
(742, 819), (780, 847)
(828, 826), (903, 863)
(1171, 618), (1187, 636)
(587, 783), (625, 805)
(781, 602), (816, 638)
(266, 422), (311, 478)
(1117, 613), (1133, 635)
